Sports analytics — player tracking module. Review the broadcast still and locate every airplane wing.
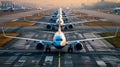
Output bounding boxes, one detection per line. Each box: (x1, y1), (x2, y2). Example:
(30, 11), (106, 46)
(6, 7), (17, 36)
(26, 20), (58, 26)
(68, 27), (119, 44)
(1, 27), (53, 45)
(64, 20), (98, 25)
(68, 35), (115, 43)
(26, 20), (98, 26)
(34, 29), (76, 34)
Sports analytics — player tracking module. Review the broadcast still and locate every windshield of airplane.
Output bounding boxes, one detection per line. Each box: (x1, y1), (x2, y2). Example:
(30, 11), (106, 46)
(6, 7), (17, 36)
(56, 39), (63, 41)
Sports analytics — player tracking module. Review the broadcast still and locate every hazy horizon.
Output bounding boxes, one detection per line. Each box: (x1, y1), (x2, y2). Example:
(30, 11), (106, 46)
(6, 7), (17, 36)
(0, 0), (120, 8)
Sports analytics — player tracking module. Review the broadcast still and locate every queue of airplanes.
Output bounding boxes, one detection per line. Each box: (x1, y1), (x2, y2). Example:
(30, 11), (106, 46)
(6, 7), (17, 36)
(50, 8), (68, 21)
(2, 8), (118, 52)
(31, 8), (99, 30)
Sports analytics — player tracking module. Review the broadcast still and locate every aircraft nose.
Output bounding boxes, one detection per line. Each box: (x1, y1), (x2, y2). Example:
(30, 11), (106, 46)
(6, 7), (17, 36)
(54, 41), (64, 49)
(54, 41), (61, 46)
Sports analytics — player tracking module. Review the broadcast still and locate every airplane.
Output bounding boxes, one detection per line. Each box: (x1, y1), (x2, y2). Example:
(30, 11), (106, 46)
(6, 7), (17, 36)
(113, 7), (120, 13)
(1, 20), (118, 52)
(1, 7), (14, 12)
(52, 8), (65, 16)
(1, 3), (15, 12)
(1, 4), (27, 12)
(50, 8), (68, 21)
(31, 8), (99, 30)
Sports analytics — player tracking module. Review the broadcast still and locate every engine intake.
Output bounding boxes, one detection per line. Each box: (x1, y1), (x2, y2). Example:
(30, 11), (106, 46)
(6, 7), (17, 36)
(36, 43), (44, 50)
(74, 43), (82, 50)
(68, 25), (73, 29)
(46, 25), (52, 29)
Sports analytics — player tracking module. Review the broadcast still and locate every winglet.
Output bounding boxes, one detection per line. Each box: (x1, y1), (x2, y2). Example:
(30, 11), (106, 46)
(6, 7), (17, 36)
(1, 27), (6, 36)
(114, 27), (119, 37)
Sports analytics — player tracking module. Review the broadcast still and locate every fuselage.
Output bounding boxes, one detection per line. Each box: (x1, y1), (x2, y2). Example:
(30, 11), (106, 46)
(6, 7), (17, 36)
(56, 18), (64, 27)
(52, 8), (67, 49)
(56, 8), (65, 27)
(53, 30), (67, 49)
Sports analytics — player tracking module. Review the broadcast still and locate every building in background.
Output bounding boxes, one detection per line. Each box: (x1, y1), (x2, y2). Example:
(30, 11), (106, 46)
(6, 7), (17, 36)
(0, 1), (14, 12)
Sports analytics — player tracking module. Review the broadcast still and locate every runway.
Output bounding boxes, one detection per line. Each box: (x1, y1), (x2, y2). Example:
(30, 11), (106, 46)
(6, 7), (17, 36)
(0, 10), (41, 23)
(80, 9), (120, 24)
(0, 8), (120, 67)
(0, 26), (119, 67)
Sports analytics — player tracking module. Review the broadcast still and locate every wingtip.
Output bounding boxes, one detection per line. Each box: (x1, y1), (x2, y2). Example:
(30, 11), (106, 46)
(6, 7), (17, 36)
(114, 27), (119, 37)
(1, 27), (6, 36)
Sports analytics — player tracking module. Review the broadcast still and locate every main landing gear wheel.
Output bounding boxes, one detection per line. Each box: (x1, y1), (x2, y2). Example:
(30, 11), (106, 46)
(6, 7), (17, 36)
(68, 46), (73, 53)
(45, 46), (51, 52)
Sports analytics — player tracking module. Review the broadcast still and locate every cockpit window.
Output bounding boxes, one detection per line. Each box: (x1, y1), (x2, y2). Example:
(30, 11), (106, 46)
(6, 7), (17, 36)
(56, 39), (62, 41)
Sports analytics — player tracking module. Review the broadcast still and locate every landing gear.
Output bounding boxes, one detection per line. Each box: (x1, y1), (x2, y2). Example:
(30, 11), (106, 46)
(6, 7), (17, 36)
(64, 26), (68, 30)
(53, 27), (58, 31)
(45, 46), (51, 52)
(68, 45), (73, 53)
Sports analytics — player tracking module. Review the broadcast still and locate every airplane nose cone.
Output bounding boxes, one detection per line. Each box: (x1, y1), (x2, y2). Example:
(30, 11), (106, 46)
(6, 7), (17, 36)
(54, 41), (61, 46)
(54, 41), (64, 49)
(53, 41), (65, 49)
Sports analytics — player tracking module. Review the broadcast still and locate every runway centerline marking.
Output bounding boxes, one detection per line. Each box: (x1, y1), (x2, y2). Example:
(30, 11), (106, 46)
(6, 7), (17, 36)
(58, 51), (61, 67)
(92, 33), (109, 49)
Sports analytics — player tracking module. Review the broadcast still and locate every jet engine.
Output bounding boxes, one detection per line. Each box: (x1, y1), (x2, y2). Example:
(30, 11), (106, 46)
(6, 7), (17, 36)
(65, 25), (74, 29)
(36, 43), (44, 50)
(46, 25), (52, 30)
(68, 25), (73, 29)
(74, 43), (83, 50)
(46, 25), (57, 30)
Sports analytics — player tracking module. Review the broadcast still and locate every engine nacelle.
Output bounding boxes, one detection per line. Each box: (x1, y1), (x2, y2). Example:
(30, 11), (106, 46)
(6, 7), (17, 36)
(36, 43), (44, 50)
(74, 43), (83, 50)
(68, 25), (73, 29)
(46, 25), (52, 30)
(64, 25), (73, 30)
(46, 25), (56, 30)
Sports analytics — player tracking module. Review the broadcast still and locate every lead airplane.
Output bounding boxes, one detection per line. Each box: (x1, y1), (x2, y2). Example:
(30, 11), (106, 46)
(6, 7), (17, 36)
(2, 18), (118, 52)
(31, 8), (99, 30)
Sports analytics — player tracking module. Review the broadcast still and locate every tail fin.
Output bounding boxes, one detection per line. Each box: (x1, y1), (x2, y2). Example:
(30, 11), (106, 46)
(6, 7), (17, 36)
(57, 8), (63, 19)
(59, 8), (62, 15)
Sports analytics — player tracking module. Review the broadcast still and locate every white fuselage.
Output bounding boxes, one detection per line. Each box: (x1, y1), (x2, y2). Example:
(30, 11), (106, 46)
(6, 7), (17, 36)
(53, 31), (67, 48)
(56, 18), (64, 26)
(52, 8), (67, 48)
(56, 8), (65, 27)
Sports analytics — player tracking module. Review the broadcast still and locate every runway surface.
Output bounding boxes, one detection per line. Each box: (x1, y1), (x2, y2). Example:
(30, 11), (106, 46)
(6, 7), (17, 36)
(80, 9), (120, 24)
(0, 10), (41, 23)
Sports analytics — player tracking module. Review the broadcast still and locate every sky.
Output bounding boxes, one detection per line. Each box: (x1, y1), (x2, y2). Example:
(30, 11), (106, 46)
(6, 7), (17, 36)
(0, 0), (120, 8)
